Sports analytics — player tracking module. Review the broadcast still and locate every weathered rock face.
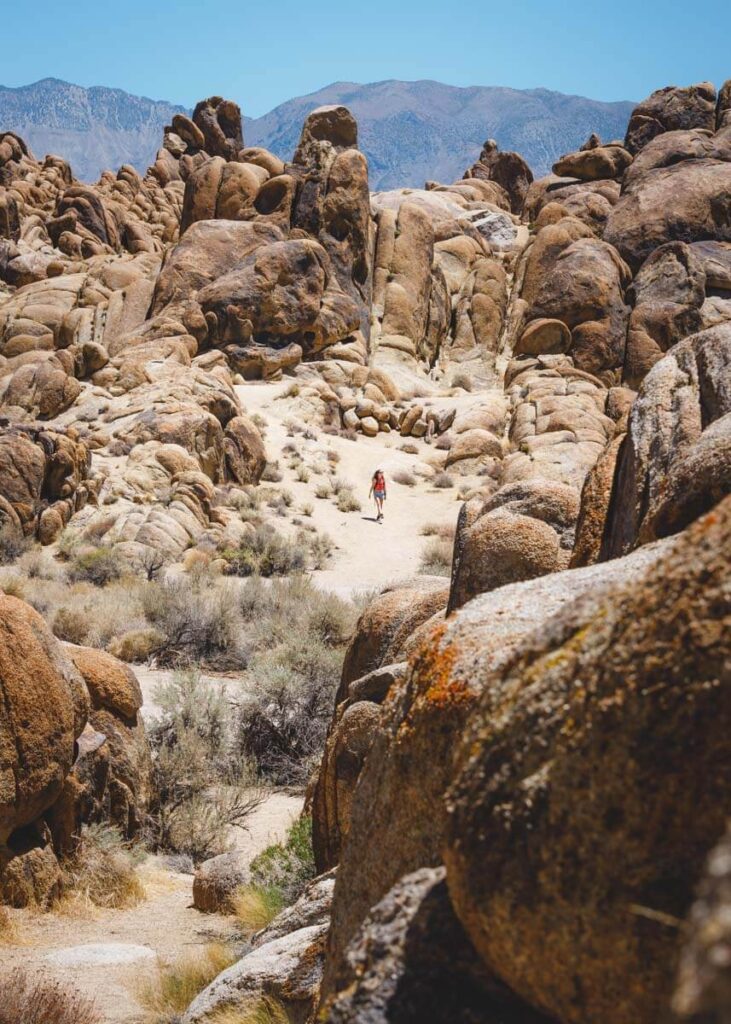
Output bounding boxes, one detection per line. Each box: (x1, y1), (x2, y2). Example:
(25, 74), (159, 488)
(463, 139), (534, 215)
(601, 322), (731, 558)
(604, 129), (731, 272)
(321, 541), (670, 995)
(624, 82), (718, 154)
(444, 499), (731, 1024)
(326, 867), (555, 1024)
(673, 825), (731, 1022)
(553, 139), (633, 182)
(0, 596), (88, 845)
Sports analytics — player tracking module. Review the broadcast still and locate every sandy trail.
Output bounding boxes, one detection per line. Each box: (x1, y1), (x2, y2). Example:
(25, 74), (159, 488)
(235, 381), (472, 598)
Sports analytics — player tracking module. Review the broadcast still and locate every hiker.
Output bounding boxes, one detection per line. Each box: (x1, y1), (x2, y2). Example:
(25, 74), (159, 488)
(369, 469), (387, 522)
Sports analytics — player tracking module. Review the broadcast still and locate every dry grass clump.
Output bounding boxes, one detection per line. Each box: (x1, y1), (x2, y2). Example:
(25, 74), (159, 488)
(336, 489), (361, 513)
(432, 471), (455, 489)
(61, 823), (145, 910)
(420, 520), (456, 540)
(107, 627), (164, 663)
(136, 943), (236, 1024)
(148, 669), (264, 862)
(392, 469), (416, 486)
(209, 996), (288, 1024)
(420, 537), (453, 577)
(0, 967), (101, 1024)
(0, 906), (18, 945)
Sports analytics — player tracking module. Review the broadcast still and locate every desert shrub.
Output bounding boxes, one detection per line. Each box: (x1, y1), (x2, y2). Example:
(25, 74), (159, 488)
(235, 578), (355, 783)
(336, 489), (361, 513)
(392, 469), (416, 486)
(145, 576), (249, 669)
(68, 546), (124, 586)
(300, 501), (314, 518)
(309, 532), (334, 570)
(147, 669), (264, 861)
(451, 371), (473, 391)
(224, 526), (305, 578)
(0, 969), (101, 1024)
(62, 823), (145, 909)
(295, 464), (310, 483)
(56, 526), (81, 561)
(399, 443), (419, 454)
(250, 816), (315, 905)
(420, 537), (453, 577)
(107, 627), (164, 663)
(208, 996), (288, 1024)
(0, 524), (31, 565)
(261, 461), (283, 483)
(53, 605), (90, 645)
(435, 433), (453, 450)
(17, 547), (60, 580)
(433, 471), (454, 489)
(137, 943), (236, 1024)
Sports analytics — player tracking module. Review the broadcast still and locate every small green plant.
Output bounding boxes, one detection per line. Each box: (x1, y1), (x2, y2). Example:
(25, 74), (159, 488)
(234, 817), (315, 934)
(68, 547), (124, 586)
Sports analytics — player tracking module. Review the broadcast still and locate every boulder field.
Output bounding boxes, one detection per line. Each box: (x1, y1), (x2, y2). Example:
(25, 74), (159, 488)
(0, 76), (730, 1022)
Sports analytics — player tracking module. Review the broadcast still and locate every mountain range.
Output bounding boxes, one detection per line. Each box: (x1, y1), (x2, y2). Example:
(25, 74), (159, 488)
(0, 77), (635, 189)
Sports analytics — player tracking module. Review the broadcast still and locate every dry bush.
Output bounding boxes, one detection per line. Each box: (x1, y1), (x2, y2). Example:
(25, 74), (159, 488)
(0, 967), (101, 1024)
(295, 464), (310, 483)
(235, 580), (355, 784)
(17, 547), (61, 581)
(107, 627), (164, 664)
(392, 469), (416, 486)
(68, 546), (124, 586)
(145, 576), (249, 669)
(147, 670), (264, 862)
(420, 537), (453, 577)
(0, 524), (31, 565)
(261, 461), (283, 483)
(300, 501), (314, 518)
(433, 471), (455, 489)
(435, 433), (454, 450)
(314, 480), (332, 499)
(399, 443), (419, 454)
(136, 943), (236, 1024)
(336, 489), (361, 513)
(53, 605), (90, 645)
(451, 371), (474, 391)
(61, 823), (145, 909)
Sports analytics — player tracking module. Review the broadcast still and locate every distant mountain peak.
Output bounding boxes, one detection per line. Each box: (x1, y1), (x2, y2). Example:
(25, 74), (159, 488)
(0, 76), (635, 189)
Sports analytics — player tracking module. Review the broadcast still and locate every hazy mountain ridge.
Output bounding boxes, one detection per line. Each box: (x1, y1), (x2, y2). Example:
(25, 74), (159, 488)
(0, 77), (635, 187)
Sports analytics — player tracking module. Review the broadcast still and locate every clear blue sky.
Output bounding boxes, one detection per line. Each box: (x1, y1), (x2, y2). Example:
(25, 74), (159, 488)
(2, 0), (729, 116)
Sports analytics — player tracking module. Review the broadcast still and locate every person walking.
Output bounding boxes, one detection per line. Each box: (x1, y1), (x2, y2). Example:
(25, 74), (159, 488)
(369, 469), (387, 522)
